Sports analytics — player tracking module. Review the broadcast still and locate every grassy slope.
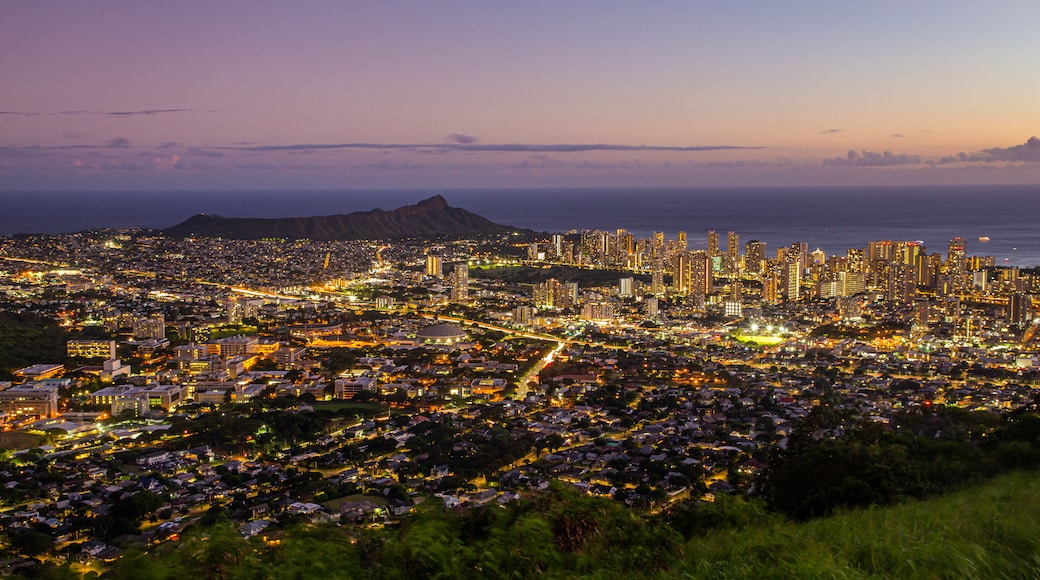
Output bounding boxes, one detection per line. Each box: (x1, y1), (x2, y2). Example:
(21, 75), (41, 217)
(669, 470), (1040, 579)
(99, 471), (1040, 580)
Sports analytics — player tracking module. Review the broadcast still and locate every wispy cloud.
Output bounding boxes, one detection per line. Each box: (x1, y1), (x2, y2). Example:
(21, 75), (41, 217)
(365, 160), (429, 171)
(225, 141), (764, 154)
(446, 133), (478, 144)
(891, 134), (904, 138)
(823, 150), (921, 167)
(821, 128), (843, 134)
(53, 109), (209, 117)
(0, 111), (39, 117)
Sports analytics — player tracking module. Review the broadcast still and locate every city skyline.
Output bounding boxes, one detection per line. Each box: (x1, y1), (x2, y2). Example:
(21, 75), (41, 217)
(3, 1), (1040, 190)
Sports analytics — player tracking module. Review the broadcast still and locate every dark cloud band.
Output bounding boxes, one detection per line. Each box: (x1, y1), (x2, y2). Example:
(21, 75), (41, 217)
(224, 142), (764, 153)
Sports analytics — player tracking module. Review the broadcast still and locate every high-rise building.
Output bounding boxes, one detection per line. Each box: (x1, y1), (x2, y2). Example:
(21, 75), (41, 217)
(868, 240), (893, 263)
(133, 314), (165, 340)
(676, 231), (688, 252)
(727, 231), (740, 273)
(763, 274), (780, 304)
(745, 240), (766, 276)
(1009, 292), (1033, 325)
(846, 248), (865, 273)
(535, 279), (579, 309)
(782, 260), (801, 301)
(451, 263), (469, 301)
(920, 253), (942, 288)
(707, 230), (719, 258)
(652, 231), (666, 258)
(425, 254), (443, 278)
(644, 297), (659, 317)
(837, 271), (865, 296)
(674, 253), (691, 295)
(887, 263), (916, 304)
(690, 250), (712, 296)
(528, 243), (541, 261)
(618, 277), (634, 298)
(551, 234), (564, 259)
(789, 242), (809, 272)
(947, 237), (967, 290)
(651, 260), (665, 297)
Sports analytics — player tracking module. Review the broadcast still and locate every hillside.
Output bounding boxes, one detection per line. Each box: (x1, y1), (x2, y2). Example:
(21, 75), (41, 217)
(162, 195), (517, 240)
(89, 470), (1040, 579)
(0, 311), (68, 377)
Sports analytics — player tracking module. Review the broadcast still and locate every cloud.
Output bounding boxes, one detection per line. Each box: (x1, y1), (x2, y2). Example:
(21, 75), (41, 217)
(938, 137), (1040, 165)
(186, 147), (225, 158)
(446, 133), (478, 144)
(0, 111), (39, 117)
(513, 155), (570, 169)
(106, 137), (132, 148)
(365, 160), (429, 171)
(823, 150), (922, 167)
(979, 136), (1040, 162)
(225, 141), (764, 154)
(0, 146), (47, 160)
(53, 109), (205, 117)
(891, 134), (904, 138)
(152, 154), (181, 170)
(821, 128), (843, 134)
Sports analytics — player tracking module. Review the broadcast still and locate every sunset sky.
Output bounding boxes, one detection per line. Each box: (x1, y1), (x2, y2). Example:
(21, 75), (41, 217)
(3, 1), (1039, 190)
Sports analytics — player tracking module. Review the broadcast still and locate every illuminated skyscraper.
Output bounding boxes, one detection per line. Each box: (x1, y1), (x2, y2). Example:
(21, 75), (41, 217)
(707, 230), (719, 258)
(690, 250), (712, 296)
(846, 248), (865, 273)
(745, 240), (766, 276)
(947, 237), (967, 290)
(645, 297), (659, 317)
(782, 259), (800, 301)
(674, 253), (691, 295)
(652, 231), (666, 256)
(887, 263), (916, 304)
(677, 231), (688, 252)
(451, 263), (469, 301)
(727, 231), (740, 273)
(651, 259), (665, 296)
(618, 277), (634, 298)
(1009, 292), (1032, 325)
(425, 254), (443, 278)
(551, 233), (564, 258)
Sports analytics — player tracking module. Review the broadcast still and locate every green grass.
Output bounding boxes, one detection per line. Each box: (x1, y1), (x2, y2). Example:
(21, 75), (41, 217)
(732, 333), (786, 346)
(0, 430), (43, 451)
(670, 470), (1040, 578)
(97, 470), (1040, 579)
(209, 324), (258, 339)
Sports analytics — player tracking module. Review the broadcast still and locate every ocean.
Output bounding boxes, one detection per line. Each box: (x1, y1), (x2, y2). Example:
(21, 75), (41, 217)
(1, 185), (1039, 267)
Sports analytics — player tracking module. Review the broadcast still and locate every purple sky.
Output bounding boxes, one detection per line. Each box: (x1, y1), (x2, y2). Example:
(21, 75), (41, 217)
(2, 1), (1040, 190)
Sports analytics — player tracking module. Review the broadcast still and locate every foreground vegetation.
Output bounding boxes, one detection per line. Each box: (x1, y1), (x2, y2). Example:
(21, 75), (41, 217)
(4, 470), (1031, 579)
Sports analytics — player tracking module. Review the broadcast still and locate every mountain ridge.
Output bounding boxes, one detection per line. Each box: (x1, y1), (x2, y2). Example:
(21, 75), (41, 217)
(162, 195), (517, 240)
